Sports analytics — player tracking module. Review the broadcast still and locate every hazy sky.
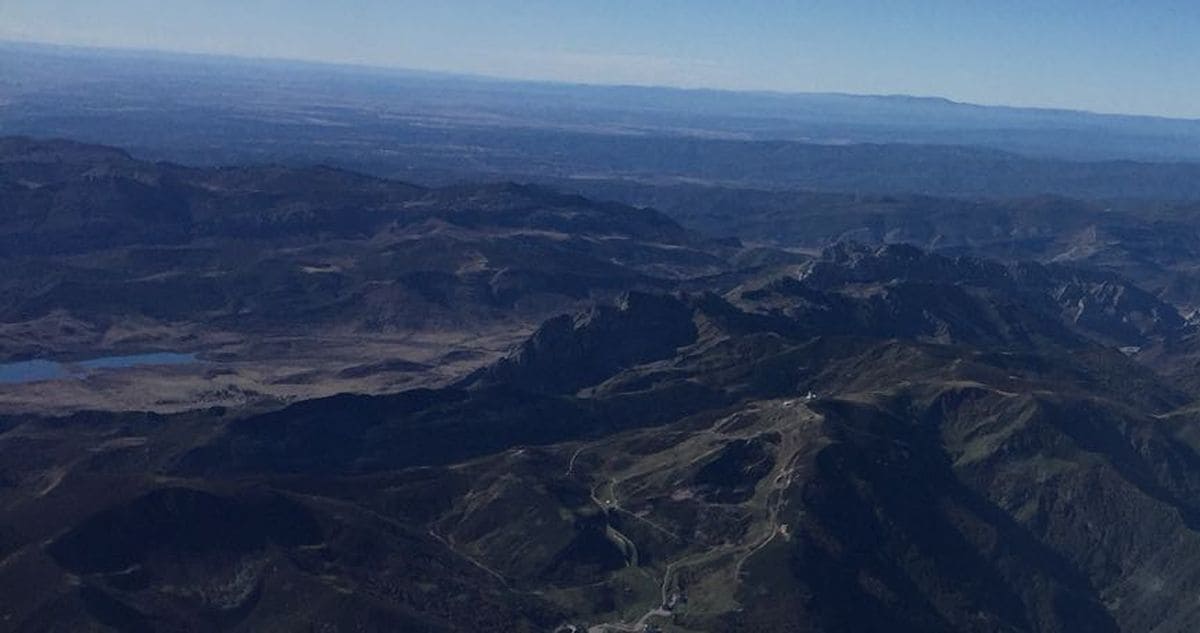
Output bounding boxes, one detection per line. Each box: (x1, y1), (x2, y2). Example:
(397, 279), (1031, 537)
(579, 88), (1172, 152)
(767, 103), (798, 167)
(3, 0), (1199, 118)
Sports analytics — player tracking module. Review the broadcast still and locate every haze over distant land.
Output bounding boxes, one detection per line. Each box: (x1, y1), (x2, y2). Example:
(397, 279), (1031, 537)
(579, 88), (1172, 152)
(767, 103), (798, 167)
(3, 0), (1200, 118)
(5, 39), (1200, 177)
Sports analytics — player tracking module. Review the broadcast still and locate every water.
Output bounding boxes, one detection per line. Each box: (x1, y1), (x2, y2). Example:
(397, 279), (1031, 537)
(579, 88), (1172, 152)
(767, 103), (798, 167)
(0, 352), (197, 385)
(0, 360), (66, 384)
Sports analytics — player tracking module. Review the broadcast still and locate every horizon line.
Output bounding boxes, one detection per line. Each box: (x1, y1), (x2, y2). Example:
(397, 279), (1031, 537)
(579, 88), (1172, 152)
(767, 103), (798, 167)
(3, 36), (1199, 124)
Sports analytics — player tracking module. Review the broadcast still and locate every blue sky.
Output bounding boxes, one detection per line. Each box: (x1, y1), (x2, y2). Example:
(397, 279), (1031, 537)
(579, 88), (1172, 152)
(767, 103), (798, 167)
(2, 0), (1198, 118)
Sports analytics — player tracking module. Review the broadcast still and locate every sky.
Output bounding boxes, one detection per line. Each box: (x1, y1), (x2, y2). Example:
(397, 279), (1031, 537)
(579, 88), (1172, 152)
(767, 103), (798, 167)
(2, 0), (1199, 118)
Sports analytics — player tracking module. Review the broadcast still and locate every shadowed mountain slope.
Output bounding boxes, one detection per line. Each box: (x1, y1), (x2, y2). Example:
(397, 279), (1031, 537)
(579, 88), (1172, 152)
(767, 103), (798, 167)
(7, 240), (1200, 630)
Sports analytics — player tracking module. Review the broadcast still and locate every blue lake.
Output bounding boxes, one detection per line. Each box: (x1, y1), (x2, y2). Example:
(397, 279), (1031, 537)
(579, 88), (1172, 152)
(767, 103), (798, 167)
(0, 352), (198, 385)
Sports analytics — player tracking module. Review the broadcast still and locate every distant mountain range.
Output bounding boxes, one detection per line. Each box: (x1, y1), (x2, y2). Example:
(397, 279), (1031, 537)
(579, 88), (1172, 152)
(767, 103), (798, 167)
(7, 39), (1200, 207)
(5, 39), (1200, 163)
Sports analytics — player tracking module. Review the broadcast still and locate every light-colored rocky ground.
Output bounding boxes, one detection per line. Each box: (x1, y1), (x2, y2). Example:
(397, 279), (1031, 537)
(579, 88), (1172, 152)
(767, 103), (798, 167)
(0, 326), (531, 414)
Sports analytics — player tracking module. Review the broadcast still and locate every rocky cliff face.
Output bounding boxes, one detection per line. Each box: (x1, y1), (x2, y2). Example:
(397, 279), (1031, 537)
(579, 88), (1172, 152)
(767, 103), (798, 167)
(480, 291), (700, 394)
